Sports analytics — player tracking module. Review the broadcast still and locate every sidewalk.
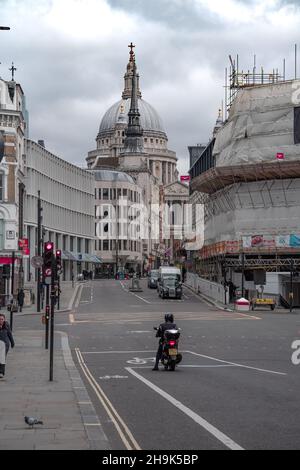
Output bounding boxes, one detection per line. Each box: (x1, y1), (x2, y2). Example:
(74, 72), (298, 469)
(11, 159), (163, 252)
(19, 281), (82, 316)
(0, 329), (110, 450)
(0, 281), (110, 450)
(184, 283), (234, 311)
(185, 283), (300, 314)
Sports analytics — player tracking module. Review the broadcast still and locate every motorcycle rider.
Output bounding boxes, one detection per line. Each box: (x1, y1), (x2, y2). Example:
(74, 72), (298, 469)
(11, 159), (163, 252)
(152, 313), (177, 371)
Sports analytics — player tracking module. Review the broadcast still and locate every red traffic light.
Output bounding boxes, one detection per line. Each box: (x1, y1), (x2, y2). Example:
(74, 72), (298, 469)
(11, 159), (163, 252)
(45, 242), (53, 251)
(56, 250), (61, 256)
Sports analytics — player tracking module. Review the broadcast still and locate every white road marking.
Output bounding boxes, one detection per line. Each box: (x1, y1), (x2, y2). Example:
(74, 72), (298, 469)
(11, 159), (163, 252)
(69, 313), (75, 324)
(125, 367), (244, 451)
(120, 281), (151, 303)
(75, 285), (83, 308)
(186, 351), (287, 376)
(99, 375), (128, 380)
(75, 348), (141, 450)
(82, 350), (157, 354)
(127, 331), (151, 334)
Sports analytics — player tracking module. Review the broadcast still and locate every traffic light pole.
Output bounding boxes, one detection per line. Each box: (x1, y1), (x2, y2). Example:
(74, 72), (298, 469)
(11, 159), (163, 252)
(49, 252), (55, 382)
(45, 284), (50, 349)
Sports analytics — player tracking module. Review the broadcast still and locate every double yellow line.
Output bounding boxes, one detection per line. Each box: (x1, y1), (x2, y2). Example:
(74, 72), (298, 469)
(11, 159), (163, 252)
(75, 348), (141, 450)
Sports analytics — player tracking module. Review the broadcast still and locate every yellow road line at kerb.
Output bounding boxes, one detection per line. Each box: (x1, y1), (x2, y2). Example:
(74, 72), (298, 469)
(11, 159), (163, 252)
(74, 348), (141, 451)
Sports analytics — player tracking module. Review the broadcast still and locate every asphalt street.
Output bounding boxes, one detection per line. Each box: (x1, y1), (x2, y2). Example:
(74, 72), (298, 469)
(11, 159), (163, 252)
(16, 279), (300, 450)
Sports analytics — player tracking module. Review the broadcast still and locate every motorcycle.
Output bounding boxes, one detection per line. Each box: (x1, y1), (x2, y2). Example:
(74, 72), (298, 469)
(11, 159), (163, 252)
(154, 327), (182, 371)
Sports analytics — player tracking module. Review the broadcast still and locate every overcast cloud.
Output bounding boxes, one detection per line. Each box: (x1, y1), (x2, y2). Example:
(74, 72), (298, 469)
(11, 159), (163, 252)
(1, 0), (300, 174)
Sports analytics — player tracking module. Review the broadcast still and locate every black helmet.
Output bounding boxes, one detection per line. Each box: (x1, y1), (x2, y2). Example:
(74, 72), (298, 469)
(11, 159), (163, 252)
(165, 313), (174, 323)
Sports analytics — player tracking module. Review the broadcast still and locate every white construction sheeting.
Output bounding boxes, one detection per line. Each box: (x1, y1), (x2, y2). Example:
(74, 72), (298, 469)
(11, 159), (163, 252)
(214, 80), (300, 166)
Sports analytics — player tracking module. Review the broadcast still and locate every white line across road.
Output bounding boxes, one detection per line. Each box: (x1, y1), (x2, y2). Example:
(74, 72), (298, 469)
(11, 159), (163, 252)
(125, 367), (244, 451)
(187, 351), (287, 376)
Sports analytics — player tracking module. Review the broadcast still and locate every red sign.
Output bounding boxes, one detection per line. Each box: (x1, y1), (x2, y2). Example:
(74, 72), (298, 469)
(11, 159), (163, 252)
(276, 152), (285, 160)
(18, 238), (30, 256)
(180, 175), (190, 182)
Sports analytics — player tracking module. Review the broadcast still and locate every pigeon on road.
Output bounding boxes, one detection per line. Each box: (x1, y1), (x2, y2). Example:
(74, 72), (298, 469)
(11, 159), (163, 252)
(24, 416), (43, 428)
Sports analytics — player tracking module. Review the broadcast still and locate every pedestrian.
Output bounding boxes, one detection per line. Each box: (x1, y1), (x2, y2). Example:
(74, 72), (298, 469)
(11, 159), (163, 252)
(0, 313), (15, 379)
(17, 288), (25, 312)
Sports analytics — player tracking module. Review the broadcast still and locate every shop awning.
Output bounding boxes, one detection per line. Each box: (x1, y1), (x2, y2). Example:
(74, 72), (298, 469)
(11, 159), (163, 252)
(61, 251), (102, 263)
(89, 255), (102, 264)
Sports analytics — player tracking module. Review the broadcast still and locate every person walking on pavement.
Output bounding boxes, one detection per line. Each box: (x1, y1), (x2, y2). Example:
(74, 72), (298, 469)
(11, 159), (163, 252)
(17, 288), (25, 312)
(152, 313), (177, 371)
(0, 313), (15, 378)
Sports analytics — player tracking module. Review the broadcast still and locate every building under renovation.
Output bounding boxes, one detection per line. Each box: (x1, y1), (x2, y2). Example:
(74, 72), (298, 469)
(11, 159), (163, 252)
(190, 65), (300, 306)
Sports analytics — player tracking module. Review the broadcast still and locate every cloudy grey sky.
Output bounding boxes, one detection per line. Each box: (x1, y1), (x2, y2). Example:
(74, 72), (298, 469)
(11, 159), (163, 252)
(1, 0), (300, 174)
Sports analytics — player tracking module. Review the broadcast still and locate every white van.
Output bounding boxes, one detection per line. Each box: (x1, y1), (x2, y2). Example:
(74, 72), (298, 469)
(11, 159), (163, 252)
(158, 266), (181, 282)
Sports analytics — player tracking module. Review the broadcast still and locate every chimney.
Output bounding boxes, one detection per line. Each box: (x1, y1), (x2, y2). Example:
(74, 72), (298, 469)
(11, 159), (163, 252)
(38, 140), (45, 148)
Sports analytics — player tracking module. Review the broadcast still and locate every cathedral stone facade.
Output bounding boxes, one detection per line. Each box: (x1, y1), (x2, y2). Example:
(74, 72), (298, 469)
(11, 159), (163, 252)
(87, 46), (187, 273)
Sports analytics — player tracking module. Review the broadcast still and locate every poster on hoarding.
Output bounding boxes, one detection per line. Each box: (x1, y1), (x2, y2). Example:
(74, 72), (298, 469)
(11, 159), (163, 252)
(242, 235), (275, 249)
(276, 235), (290, 247)
(290, 234), (300, 247)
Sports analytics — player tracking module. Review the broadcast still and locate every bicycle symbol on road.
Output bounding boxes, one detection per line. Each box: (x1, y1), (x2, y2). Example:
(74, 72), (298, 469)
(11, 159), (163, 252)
(126, 357), (155, 365)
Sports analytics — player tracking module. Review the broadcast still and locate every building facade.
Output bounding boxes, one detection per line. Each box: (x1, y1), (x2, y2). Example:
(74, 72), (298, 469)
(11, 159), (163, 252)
(93, 169), (143, 277)
(190, 77), (300, 305)
(24, 140), (97, 283)
(86, 47), (182, 270)
(0, 76), (28, 303)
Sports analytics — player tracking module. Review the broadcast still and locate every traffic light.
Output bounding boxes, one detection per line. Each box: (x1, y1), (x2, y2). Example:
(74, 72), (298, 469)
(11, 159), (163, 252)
(43, 241), (54, 278)
(56, 250), (62, 276)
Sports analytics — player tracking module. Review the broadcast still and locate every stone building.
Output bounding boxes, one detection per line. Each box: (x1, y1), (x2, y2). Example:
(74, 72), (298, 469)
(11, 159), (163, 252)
(0, 75), (28, 303)
(87, 46), (182, 269)
(24, 139), (97, 282)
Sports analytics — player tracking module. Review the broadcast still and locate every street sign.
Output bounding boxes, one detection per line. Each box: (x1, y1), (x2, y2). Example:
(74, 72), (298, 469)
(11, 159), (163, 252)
(31, 256), (43, 268)
(19, 238), (30, 255)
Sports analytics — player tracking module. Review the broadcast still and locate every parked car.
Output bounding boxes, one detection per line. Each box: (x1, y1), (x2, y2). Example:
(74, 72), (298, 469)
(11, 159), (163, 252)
(148, 269), (159, 289)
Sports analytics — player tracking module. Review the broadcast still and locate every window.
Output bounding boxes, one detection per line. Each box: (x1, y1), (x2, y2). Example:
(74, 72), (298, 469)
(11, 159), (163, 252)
(70, 237), (74, 251)
(0, 174), (4, 201)
(85, 239), (89, 253)
(294, 107), (300, 144)
(77, 238), (81, 253)
(103, 240), (109, 251)
(98, 188), (101, 199)
(103, 188), (109, 200)
(0, 219), (4, 250)
(123, 188), (127, 197)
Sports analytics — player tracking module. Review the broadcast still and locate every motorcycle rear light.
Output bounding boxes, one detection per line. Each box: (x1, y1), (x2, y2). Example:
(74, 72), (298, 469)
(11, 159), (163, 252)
(169, 340), (176, 347)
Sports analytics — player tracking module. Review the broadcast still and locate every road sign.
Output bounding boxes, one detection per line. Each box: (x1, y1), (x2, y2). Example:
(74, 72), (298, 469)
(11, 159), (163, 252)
(31, 256), (43, 268)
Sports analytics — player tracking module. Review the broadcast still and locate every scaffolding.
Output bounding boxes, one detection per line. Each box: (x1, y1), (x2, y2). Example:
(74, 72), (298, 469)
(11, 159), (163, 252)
(225, 55), (286, 117)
